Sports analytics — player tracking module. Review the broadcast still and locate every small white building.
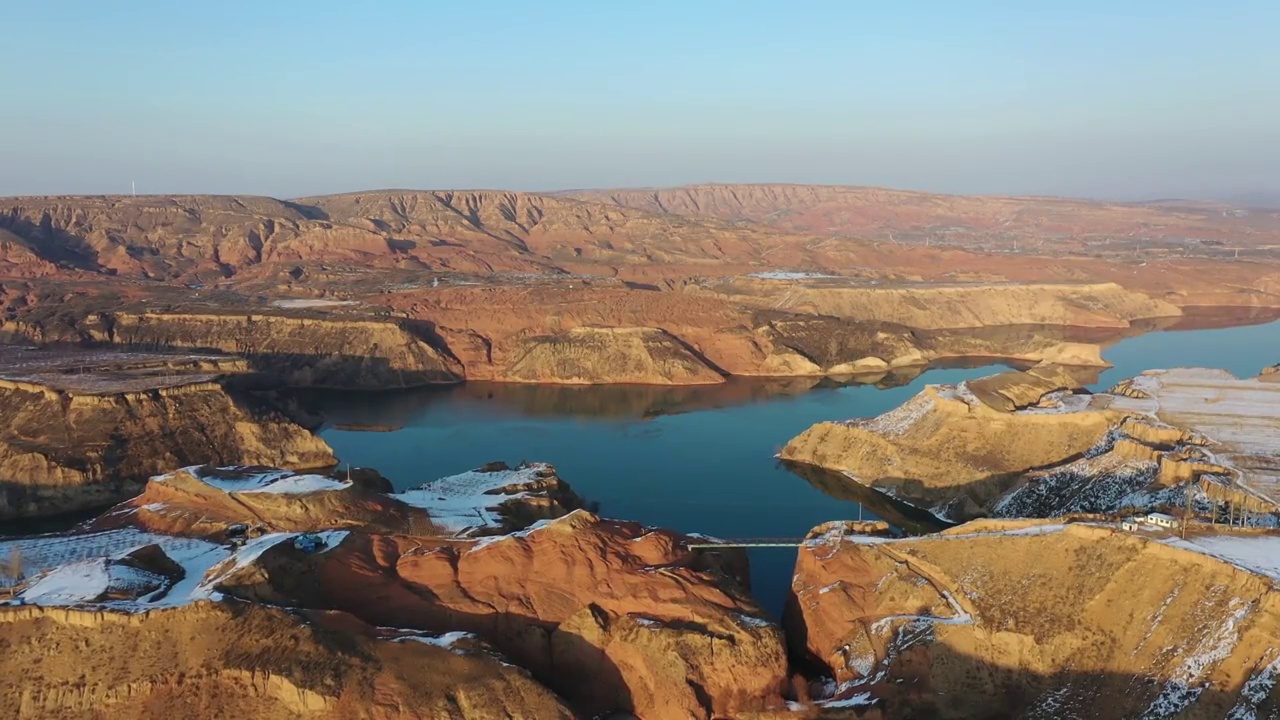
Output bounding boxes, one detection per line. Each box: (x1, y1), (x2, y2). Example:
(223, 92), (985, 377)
(1120, 512), (1181, 532)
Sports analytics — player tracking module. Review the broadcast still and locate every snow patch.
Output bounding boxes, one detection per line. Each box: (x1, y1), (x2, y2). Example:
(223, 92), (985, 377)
(849, 391), (936, 437)
(1227, 654), (1280, 720)
(0, 529), (220, 590)
(1017, 391), (1095, 415)
(821, 691), (875, 708)
(1159, 534), (1280, 584)
(270, 299), (359, 309)
(169, 466), (349, 495)
(392, 631), (476, 650)
(397, 463), (555, 537)
(747, 271), (840, 280)
(21, 560), (165, 606)
(734, 612), (775, 629)
(1140, 597), (1253, 719)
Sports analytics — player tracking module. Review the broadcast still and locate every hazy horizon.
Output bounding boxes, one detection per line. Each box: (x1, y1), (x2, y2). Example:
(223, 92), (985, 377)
(2, 182), (1279, 210)
(3, 1), (1277, 204)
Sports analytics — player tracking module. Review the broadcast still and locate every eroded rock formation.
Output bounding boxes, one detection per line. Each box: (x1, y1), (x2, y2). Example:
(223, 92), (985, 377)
(779, 366), (1112, 519)
(781, 365), (1280, 521)
(209, 509), (790, 719)
(786, 520), (1280, 719)
(91, 462), (583, 540)
(0, 311), (464, 389)
(2, 459), (791, 719)
(0, 374), (333, 521)
(503, 326), (726, 385)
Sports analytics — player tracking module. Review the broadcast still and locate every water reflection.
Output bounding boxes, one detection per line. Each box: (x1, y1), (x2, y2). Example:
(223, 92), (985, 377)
(296, 356), (1025, 426)
(780, 461), (951, 536)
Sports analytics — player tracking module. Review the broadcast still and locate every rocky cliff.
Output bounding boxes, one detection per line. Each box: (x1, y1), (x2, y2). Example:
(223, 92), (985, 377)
(211, 509), (790, 719)
(786, 520), (1280, 719)
(0, 376), (334, 520)
(0, 308), (465, 389)
(503, 326), (726, 384)
(99, 312), (463, 388)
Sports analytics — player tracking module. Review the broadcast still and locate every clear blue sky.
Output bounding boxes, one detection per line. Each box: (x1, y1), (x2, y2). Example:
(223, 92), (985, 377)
(2, 1), (1277, 201)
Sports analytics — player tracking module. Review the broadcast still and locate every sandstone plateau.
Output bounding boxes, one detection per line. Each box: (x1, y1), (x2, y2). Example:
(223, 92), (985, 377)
(781, 364), (1280, 522)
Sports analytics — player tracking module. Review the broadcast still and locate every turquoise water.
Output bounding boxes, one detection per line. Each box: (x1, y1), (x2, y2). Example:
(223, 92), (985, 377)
(312, 320), (1280, 615)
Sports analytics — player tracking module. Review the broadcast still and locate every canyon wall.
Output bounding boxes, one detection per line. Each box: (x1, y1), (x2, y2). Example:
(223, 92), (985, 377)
(0, 379), (334, 520)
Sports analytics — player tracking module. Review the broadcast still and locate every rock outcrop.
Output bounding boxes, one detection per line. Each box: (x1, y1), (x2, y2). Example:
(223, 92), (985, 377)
(0, 457), (791, 720)
(0, 354), (334, 520)
(0, 307), (465, 389)
(91, 462), (584, 540)
(779, 368), (1115, 519)
(786, 520), (1280, 719)
(211, 509), (790, 719)
(783, 365), (1280, 522)
(0, 602), (574, 719)
(503, 326), (725, 385)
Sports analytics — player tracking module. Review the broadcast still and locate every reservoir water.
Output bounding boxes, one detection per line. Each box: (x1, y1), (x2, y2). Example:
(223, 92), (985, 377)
(309, 319), (1280, 615)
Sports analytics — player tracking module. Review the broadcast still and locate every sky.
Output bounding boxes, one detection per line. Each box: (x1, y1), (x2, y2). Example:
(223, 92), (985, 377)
(1, 1), (1277, 202)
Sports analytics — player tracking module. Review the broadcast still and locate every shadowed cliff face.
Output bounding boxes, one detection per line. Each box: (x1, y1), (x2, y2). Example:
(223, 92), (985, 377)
(0, 310), (465, 389)
(785, 522), (1280, 719)
(0, 379), (334, 520)
(102, 313), (465, 388)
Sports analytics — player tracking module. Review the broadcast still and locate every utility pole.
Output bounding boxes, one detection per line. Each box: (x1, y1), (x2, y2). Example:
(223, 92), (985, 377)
(1181, 486), (1192, 539)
